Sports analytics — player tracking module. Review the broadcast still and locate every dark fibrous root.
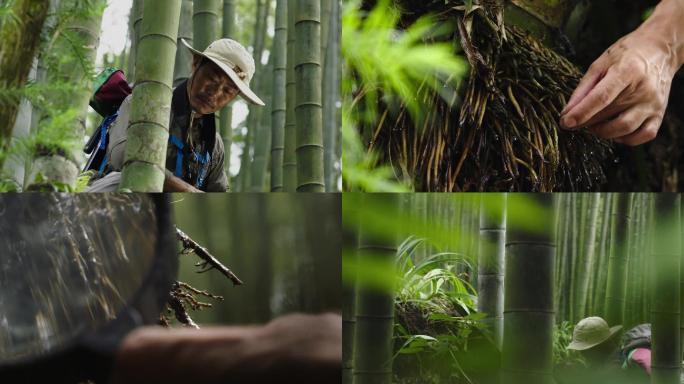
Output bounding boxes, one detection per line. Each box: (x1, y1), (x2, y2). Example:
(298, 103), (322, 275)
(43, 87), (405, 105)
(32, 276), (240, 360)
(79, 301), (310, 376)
(159, 281), (224, 329)
(364, 3), (612, 191)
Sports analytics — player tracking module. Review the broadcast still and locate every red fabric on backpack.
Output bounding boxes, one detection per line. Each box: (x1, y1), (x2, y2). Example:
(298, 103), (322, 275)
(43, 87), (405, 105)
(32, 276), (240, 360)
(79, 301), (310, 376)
(97, 70), (132, 105)
(630, 348), (651, 375)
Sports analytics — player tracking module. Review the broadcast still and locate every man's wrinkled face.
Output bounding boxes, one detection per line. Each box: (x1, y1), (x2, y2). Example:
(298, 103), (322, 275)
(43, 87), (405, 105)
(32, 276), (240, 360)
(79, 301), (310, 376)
(188, 56), (240, 114)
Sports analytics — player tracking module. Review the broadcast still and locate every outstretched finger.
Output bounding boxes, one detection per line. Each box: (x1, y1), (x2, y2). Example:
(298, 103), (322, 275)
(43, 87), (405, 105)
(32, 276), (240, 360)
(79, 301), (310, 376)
(561, 67), (628, 130)
(562, 62), (604, 115)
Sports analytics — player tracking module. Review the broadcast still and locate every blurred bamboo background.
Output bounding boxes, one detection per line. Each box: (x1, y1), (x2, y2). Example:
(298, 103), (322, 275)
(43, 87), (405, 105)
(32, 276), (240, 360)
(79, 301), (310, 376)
(171, 193), (341, 325)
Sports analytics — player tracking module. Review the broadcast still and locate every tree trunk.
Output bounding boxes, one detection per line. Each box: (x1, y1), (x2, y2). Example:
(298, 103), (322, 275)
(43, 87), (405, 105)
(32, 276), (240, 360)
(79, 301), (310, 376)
(502, 194), (556, 384)
(477, 193), (507, 349)
(282, 0), (298, 191)
(605, 194), (631, 326)
(220, 0), (236, 187)
(0, 0), (50, 163)
(353, 194), (398, 384)
(173, 0), (194, 87)
(119, 0), (182, 192)
(269, 0), (288, 192)
(294, 0), (324, 192)
(651, 194), (681, 384)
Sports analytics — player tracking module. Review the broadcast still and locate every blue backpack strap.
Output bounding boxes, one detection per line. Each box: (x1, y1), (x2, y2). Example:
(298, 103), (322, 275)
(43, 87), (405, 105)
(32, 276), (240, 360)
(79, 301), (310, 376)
(88, 112), (119, 176)
(194, 150), (211, 188)
(168, 135), (185, 178)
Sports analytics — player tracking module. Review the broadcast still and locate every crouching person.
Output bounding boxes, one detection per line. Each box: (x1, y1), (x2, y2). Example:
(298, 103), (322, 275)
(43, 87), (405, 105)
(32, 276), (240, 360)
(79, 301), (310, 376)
(558, 317), (657, 384)
(87, 38), (265, 192)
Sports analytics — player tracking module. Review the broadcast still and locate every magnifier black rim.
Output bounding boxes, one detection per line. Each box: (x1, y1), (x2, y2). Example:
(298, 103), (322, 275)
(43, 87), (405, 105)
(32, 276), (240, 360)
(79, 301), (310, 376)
(0, 193), (176, 370)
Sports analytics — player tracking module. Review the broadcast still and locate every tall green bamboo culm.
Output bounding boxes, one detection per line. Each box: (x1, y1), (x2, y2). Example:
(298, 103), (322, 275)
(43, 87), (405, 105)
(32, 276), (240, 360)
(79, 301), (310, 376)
(651, 194), (681, 384)
(681, 197), (684, 358)
(605, 193), (631, 326)
(248, 0), (273, 192)
(236, 0), (267, 191)
(323, 0), (340, 191)
(270, 0), (288, 191)
(250, 55), (273, 191)
(477, 193), (507, 349)
(173, 0), (193, 87)
(502, 194), (556, 384)
(129, 0), (144, 82)
(119, 0), (182, 192)
(294, 0), (324, 192)
(343, 224), (358, 384)
(353, 195), (398, 384)
(283, 0), (298, 191)
(574, 194), (600, 319)
(193, 0), (220, 52)
(27, 0), (105, 191)
(220, 0), (236, 185)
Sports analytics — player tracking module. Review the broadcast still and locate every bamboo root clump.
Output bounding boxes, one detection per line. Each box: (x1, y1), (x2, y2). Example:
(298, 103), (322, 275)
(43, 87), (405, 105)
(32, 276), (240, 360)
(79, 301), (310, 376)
(365, 4), (613, 191)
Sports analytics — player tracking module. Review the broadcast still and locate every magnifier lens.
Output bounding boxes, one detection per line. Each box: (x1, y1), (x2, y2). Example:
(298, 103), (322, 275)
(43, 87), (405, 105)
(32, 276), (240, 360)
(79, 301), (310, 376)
(0, 194), (158, 363)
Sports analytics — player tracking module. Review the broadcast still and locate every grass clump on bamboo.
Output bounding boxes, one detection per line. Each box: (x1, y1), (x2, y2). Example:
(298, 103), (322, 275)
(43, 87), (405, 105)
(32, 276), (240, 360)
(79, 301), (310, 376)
(357, 1), (613, 191)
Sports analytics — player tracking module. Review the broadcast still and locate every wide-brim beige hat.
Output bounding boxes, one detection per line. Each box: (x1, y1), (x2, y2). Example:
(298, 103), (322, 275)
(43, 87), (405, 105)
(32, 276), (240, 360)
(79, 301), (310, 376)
(182, 38), (265, 106)
(567, 316), (622, 351)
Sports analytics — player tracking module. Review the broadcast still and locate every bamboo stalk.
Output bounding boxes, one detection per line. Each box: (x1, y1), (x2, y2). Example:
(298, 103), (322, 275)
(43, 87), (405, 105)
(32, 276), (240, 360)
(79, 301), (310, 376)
(294, 0), (325, 192)
(353, 195), (398, 384)
(651, 194), (681, 384)
(119, 0), (182, 192)
(270, 0), (288, 191)
(220, 0), (236, 188)
(173, 0), (194, 87)
(502, 194), (556, 384)
(605, 194), (631, 326)
(477, 193), (507, 348)
(282, 0), (298, 191)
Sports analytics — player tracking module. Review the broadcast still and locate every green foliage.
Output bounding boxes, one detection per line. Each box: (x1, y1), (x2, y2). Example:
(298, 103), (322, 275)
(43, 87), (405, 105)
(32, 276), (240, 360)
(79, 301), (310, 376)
(74, 170), (95, 192)
(0, 177), (20, 192)
(343, 0), (466, 122)
(0, 1), (19, 28)
(553, 321), (585, 368)
(392, 236), (485, 384)
(341, 109), (411, 192)
(396, 236), (476, 315)
(27, 171), (75, 192)
(341, 0), (467, 192)
(13, 108), (82, 161)
(0, 0), (104, 187)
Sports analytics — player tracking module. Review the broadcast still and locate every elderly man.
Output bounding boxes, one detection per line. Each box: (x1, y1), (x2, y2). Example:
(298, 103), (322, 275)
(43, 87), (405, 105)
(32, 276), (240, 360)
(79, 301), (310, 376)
(87, 38), (264, 192)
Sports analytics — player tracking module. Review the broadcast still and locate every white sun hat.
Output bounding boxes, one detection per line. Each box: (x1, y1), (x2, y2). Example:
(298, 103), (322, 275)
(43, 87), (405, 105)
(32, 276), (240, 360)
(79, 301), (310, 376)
(181, 38), (265, 106)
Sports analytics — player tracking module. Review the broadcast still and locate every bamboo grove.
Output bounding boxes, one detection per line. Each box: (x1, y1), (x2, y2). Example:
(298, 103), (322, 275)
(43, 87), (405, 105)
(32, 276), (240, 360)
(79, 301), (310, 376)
(0, 0), (341, 192)
(343, 193), (684, 384)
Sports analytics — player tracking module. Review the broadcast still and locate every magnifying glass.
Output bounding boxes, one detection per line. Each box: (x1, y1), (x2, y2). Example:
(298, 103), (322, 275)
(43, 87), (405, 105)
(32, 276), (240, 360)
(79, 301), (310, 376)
(0, 194), (176, 383)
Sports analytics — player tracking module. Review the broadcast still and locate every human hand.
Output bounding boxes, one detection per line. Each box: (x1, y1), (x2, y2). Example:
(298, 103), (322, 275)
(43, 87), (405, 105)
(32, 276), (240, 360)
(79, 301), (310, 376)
(560, 0), (684, 146)
(110, 313), (341, 384)
(163, 173), (204, 193)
